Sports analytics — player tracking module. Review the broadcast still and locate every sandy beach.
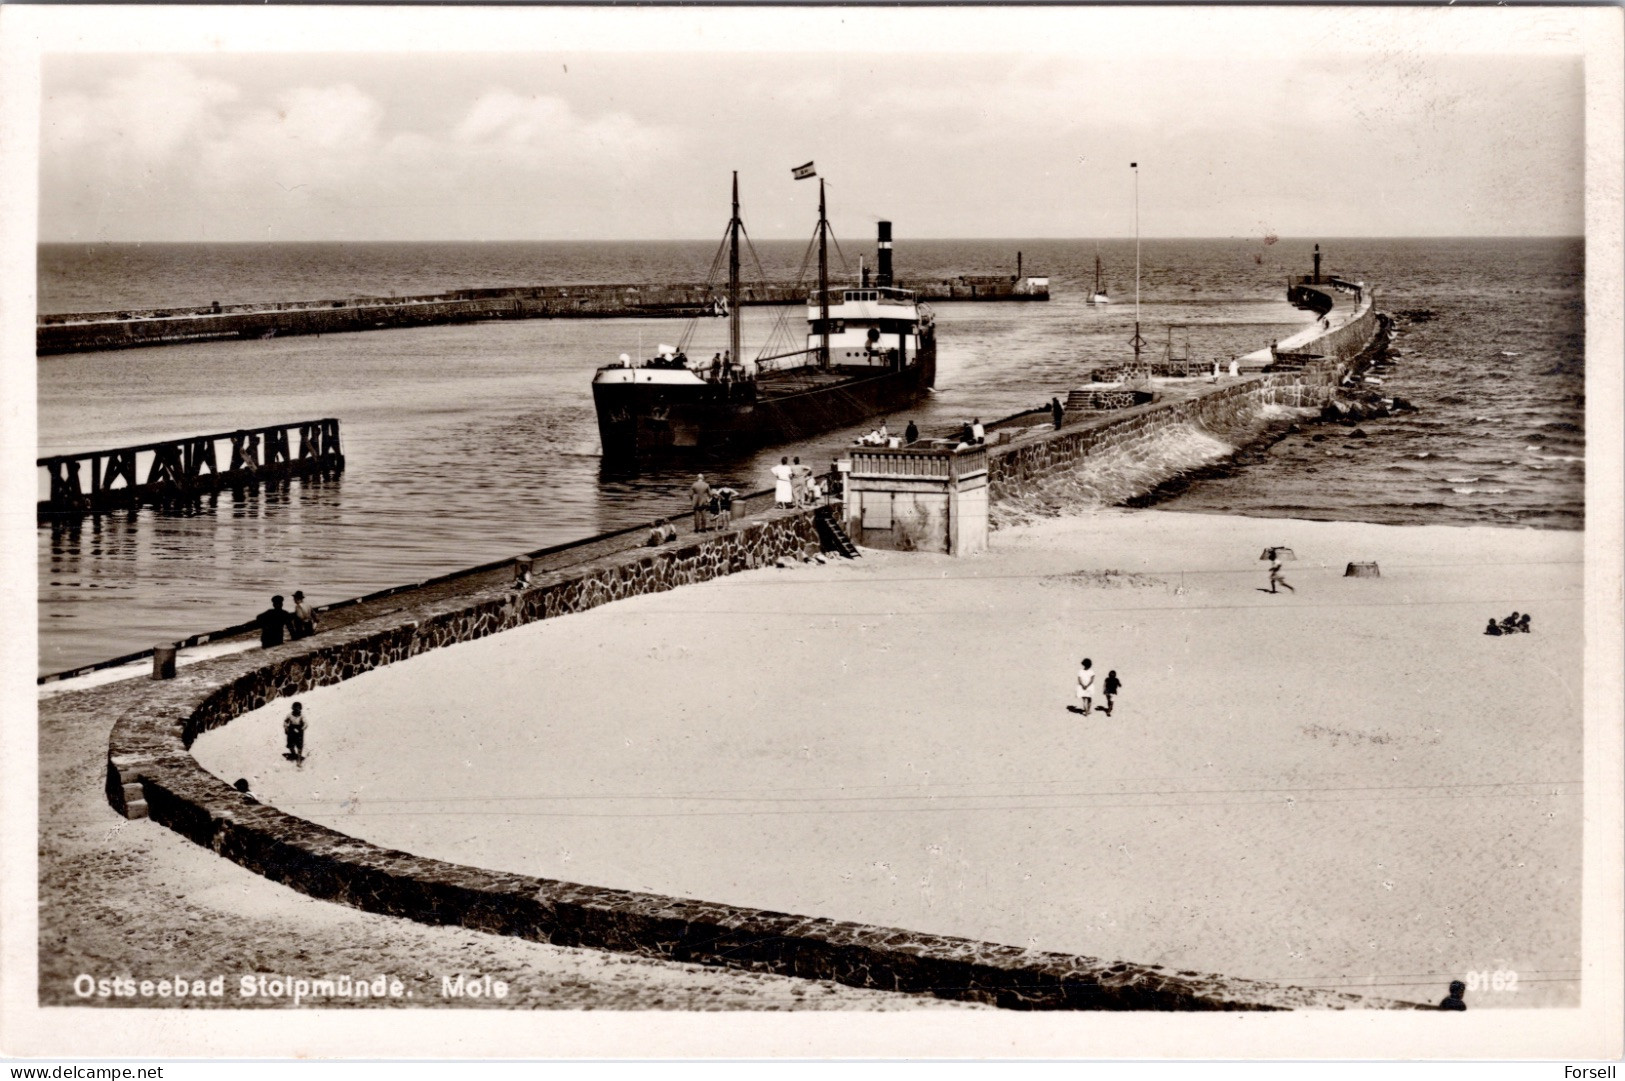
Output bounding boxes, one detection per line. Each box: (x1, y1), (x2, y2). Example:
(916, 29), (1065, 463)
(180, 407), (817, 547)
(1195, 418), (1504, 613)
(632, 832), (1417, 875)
(38, 682), (974, 1011)
(193, 508), (1585, 1008)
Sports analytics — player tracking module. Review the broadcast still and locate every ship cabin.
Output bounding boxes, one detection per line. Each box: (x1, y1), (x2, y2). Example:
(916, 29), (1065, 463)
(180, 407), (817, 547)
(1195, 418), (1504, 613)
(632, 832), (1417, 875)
(806, 285), (929, 369)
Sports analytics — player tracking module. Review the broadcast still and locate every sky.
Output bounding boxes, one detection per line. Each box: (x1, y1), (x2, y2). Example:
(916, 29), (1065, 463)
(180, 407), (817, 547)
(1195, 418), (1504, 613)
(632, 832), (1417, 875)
(33, 14), (1589, 243)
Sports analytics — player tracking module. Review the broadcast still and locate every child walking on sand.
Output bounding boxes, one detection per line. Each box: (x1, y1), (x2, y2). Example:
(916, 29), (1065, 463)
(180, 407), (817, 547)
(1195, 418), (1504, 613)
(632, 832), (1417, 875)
(283, 701), (307, 764)
(1101, 670), (1122, 715)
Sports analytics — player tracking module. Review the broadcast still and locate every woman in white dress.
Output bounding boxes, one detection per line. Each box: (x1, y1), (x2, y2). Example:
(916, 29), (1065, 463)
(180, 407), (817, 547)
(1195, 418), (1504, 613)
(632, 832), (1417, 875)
(771, 456), (795, 508)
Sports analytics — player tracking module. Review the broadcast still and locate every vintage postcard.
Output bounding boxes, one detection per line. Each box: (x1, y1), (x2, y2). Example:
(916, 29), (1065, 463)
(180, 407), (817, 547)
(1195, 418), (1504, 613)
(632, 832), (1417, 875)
(1, 3), (1620, 1064)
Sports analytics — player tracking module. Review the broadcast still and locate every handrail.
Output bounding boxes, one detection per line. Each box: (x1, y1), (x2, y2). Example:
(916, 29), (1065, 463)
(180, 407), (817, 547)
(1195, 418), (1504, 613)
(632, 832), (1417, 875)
(38, 418), (340, 466)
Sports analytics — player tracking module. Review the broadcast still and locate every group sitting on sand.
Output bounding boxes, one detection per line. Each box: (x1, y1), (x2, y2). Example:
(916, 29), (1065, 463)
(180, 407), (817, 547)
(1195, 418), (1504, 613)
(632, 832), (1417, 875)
(1484, 612), (1532, 635)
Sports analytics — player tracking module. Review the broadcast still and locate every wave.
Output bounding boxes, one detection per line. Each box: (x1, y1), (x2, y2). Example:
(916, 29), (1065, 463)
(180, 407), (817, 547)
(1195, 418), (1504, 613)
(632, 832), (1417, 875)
(1450, 487), (1508, 495)
(1444, 476), (1479, 483)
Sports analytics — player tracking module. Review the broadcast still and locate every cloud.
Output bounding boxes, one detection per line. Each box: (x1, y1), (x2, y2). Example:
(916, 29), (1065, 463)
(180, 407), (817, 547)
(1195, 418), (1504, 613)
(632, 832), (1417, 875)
(451, 89), (666, 168)
(197, 83), (385, 194)
(36, 52), (1581, 241)
(43, 60), (239, 167)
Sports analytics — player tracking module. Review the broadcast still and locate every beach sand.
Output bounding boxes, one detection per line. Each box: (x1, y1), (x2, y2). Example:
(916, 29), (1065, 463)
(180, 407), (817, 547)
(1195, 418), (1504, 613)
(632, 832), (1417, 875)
(38, 689), (973, 1011)
(194, 509), (1585, 1008)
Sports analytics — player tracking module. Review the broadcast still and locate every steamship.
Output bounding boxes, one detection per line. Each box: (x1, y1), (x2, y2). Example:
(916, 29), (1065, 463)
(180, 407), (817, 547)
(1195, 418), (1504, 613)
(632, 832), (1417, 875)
(591, 174), (936, 458)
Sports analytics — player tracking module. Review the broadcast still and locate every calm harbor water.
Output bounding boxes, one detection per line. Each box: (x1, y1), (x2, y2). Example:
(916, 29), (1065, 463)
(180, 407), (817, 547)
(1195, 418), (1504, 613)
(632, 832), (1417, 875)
(37, 237), (1584, 674)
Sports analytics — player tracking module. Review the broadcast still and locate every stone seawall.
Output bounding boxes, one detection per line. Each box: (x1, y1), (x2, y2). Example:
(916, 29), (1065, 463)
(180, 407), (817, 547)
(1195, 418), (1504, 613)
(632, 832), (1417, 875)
(987, 288), (1381, 515)
(1291, 288), (1380, 365)
(989, 368), (1343, 511)
(39, 276), (1046, 356)
(100, 498), (1410, 1010)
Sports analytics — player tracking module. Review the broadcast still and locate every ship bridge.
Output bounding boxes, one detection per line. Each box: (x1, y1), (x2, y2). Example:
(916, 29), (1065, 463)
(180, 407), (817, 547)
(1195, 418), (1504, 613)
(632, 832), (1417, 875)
(809, 286), (919, 314)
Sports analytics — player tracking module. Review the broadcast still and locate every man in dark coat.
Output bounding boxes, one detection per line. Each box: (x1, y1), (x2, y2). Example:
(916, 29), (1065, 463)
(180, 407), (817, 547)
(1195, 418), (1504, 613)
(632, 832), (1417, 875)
(257, 595), (291, 648)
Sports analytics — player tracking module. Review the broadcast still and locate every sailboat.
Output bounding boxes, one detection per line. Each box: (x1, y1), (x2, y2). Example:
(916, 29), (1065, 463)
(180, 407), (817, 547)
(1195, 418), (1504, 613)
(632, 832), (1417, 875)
(1090, 252), (1110, 305)
(590, 172), (937, 457)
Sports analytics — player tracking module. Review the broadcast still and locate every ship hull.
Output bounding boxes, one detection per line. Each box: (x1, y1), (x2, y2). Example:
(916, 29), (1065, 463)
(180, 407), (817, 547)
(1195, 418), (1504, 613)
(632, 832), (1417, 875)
(594, 350), (935, 458)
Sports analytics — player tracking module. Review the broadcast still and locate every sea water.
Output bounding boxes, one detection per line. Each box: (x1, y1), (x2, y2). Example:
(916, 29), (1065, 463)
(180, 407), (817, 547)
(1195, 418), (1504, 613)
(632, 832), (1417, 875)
(36, 237), (1584, 673)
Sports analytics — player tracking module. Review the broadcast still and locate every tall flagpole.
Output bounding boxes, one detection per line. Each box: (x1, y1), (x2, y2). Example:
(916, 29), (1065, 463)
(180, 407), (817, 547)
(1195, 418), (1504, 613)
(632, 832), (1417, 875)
(1130, 161), (1144, 369)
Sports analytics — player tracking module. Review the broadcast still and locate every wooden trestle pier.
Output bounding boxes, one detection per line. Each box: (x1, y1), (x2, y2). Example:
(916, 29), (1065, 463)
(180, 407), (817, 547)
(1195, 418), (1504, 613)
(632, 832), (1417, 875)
(38, 418), (344, 518)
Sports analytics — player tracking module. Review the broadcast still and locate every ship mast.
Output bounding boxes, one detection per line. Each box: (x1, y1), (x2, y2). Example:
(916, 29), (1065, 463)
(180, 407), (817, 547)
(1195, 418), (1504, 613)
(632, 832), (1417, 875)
(728, 171), (741, 367)
(817, 178), (830, 369)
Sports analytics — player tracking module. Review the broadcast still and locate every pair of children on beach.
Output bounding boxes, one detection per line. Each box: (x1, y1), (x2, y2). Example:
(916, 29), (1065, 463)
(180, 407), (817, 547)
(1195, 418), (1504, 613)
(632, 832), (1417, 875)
(1072, 658), (1122, 717)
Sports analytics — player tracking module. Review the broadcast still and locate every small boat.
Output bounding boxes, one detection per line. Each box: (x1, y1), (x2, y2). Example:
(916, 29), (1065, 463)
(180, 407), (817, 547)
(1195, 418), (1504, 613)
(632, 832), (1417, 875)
(1090, 253), (1110, 305)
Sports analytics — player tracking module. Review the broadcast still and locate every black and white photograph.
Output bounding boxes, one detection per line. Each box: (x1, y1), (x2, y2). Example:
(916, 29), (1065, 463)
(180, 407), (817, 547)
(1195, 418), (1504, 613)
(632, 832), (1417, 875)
(1, 2), (1620, 1065)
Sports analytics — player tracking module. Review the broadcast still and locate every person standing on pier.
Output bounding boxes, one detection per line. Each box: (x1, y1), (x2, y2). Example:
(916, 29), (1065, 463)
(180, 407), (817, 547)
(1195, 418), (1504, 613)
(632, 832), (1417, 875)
(713, 487), (739, 530)
(792, 457), (812, 506)
(904, 420), (919, 445)
(1050, 398), (1064, 430)
(257, 595), (291, 648)
(289, 590), (317, 640)
(772, 458), (795, 508)
(691, 474), (712, 532)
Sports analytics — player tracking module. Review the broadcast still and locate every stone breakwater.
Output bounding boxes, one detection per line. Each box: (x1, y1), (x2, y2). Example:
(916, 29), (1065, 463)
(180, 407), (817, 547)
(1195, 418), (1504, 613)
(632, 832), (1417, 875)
(988, 371), (1343, 526)
(38, 275), (1045, 356)
(99, 500), (1416, 1010)
(988, 285), (1384, 525)
(89, 284), (1408, 1010)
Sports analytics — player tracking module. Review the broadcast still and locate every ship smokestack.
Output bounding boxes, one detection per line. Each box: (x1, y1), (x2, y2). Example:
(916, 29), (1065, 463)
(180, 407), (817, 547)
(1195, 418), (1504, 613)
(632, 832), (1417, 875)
(877, 221), (893, 288)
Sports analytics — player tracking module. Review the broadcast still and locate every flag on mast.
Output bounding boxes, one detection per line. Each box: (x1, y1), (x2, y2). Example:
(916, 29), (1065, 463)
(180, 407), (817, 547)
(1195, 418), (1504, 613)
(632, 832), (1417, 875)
(792, 161), (816, 180)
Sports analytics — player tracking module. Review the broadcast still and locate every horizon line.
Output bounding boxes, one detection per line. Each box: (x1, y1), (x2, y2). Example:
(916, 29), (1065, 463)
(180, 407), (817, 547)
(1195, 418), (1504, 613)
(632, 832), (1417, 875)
(37, 234), (1587, 246)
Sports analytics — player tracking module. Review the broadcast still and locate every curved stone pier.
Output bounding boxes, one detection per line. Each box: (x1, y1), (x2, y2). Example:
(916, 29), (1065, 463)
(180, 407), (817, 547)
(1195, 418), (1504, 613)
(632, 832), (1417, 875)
(99, 490), (1421, 1010)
